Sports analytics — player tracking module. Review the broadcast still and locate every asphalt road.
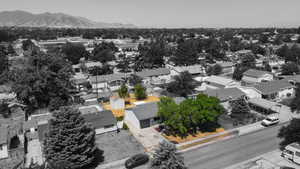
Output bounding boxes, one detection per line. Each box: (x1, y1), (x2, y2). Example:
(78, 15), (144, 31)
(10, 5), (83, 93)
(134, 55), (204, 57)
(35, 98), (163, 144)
(184, 124), (284, 169)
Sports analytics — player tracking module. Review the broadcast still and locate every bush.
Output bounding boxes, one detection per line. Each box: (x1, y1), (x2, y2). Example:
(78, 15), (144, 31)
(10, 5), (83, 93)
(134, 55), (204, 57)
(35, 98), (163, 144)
(116, 116), (124, 121)
(134, 84), (147, 100)
(123, 123), (129, 130)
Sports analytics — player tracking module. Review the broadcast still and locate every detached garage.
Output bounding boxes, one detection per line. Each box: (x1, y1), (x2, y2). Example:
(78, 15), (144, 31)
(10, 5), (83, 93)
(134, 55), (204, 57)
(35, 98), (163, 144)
(125, 102), (160, 129)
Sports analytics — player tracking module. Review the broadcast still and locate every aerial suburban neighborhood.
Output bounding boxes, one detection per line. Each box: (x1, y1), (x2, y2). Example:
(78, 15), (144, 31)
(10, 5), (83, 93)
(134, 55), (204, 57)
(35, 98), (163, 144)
(1, 1), (300, 169)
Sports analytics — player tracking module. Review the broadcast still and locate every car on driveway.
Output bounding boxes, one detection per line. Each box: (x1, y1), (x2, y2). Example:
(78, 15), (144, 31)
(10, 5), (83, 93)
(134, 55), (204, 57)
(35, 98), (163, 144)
(261, 116), (279, 126)
(125, 153), (149, 169)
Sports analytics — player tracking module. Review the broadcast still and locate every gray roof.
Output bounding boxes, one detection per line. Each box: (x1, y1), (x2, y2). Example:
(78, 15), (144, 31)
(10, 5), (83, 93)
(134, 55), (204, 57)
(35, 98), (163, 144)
(89, 73), (126, 83)
(252, 80), (295, 95)
(243, 69), (272, 78)
(135, 68), (170, 78)
(82, 110), (117, 129)
(203, 87), (246, 102)
(132, 102), (159, 120)
(173, 97), (186, 104)
(0, 126), (8, 145)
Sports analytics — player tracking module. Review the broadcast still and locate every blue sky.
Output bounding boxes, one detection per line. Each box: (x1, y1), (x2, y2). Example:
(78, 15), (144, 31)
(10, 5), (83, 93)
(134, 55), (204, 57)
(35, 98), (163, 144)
(0, 0), (299, 28)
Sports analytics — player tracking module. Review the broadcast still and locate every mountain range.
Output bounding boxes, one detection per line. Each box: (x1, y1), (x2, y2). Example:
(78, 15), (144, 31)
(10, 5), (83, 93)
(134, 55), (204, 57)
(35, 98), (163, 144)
(0, 10), (136, 28)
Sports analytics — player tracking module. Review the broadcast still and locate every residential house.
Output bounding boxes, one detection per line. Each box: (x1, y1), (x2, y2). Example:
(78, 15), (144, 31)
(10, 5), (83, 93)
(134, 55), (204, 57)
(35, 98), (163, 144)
(125, 102), (160, 129)
(215, 61), (235, 74)
(240, 80), (295, 101)
(0, 127), (8, 159)
(252, 80), (295, 101)
(248, 98), (284, 115)
(89, 73), (126, 92)
(242, 69), (273, 85)
(79, 106), (118, 134)
(203, 87), (246, 109)
(168, 64), (205, 77)
(203, 75), (240, 90)
(135, 68), (171, 85)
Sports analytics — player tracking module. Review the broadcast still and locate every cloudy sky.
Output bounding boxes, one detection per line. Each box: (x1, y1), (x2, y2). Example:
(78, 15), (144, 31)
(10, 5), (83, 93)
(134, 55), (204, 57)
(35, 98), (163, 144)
(0, 0), (299, 28)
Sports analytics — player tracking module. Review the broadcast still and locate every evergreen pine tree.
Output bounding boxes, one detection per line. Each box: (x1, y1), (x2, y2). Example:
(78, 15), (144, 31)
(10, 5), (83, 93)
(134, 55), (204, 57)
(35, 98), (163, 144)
(44, 107), (97, 169)
(150, 141), (187, 169)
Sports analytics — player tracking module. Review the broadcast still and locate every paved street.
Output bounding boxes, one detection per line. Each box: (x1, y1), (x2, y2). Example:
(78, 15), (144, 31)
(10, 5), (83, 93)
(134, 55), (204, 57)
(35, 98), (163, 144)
(184, 124), (284, 169)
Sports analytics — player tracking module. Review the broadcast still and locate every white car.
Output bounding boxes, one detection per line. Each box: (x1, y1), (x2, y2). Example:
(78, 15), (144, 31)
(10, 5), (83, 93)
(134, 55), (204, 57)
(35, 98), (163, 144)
(261, 116), (279, 126)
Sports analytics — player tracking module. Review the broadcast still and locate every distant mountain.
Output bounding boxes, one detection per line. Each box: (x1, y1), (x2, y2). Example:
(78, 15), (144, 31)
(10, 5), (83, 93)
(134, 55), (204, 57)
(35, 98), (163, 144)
(0, 10), (136, 28)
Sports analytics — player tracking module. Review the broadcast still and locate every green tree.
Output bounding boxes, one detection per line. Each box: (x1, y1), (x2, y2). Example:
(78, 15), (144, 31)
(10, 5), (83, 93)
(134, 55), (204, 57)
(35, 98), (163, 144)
(11, 53), (73, 111)
(281, 62), (299, 75)
(278, 118), (300, 149)
(134, 84), (147, 100)
(206, 64), (223, 76)
(167, 71), (196, 97)
(171, 40), (198, 66)
(158, 95), (224, 137)
(62, 42), (89, 65)
(0, 49), (8, 75)
(44, 107), (97, 169)
(230, 98), (250, 121)
(91, 42), (117, 63)
(150, 141), (187, 169)
(118, 84), (129, 99)
(116, 56), (131, 73)
(22, 39), (35, 51)
(0, 101), (10, 118)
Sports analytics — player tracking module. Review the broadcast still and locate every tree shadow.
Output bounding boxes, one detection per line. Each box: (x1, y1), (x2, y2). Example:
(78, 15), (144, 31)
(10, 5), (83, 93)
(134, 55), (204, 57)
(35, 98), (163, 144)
(86, 148), (105, 169)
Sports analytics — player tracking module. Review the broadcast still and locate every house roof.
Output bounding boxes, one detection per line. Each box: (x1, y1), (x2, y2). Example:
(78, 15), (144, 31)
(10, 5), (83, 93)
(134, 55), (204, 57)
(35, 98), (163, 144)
(215, 61), (234, 68)
(248, 98), (283, 112)
(252, 80), (295, 95)
(135, 68), (170, 78)
(0, 126), (8, 145)
(281, 75), (300, 83)
(243, 69), (272, 78)
(173, 65), (204, 75)
(173, 97), (186, 105)
(132, 102), (159, 121)
(203, 87), (246, 102)
(205, 76), (236, 86)
(89, 73), (126, 83)
(82, 110), (117, 129)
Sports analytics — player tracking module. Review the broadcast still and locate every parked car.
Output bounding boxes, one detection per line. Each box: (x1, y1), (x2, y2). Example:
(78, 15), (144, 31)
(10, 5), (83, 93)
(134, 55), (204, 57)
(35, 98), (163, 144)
(261, 116), (279, 126)
(125, 153), (149, 169)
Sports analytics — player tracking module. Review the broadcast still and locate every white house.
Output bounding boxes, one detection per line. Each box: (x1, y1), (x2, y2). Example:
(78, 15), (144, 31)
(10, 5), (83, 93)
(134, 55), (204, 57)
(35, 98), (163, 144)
(135, 68), (171, 85)
(242, 69), (274, 85)
(124, 102), (160, 129)
(168, 64), (205, 77)
(241, 80), (295, 101)
(0, 126), (8, 159)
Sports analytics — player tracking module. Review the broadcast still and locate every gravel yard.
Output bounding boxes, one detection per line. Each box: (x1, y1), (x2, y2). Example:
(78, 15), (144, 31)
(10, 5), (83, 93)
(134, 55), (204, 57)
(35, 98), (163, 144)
(95, 130), (144, 164)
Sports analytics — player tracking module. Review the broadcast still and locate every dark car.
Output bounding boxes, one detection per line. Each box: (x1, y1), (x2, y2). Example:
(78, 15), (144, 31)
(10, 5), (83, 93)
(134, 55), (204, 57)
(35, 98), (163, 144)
(125, 153), (149, 169)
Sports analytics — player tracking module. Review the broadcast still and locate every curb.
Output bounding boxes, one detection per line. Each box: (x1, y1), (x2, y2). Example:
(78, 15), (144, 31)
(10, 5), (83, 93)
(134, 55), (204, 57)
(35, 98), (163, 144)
(96, 158), (128, 169)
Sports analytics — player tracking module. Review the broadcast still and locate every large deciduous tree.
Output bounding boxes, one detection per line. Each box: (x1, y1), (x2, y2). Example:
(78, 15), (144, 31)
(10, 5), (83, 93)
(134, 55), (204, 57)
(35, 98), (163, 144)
(90, 42), (117, 63)
(167, 71), (196, 97)
(62, 42), (89, 65)
(150, 141), (187, 169)
(158, 95), (224, 137)
(278, 118), (300, 149)
(11, 52), (73, 111)
(171, 40), (198, 66)
(44, 107), (97, 169)
(206, 64), (223, 76)
(281, 62), (299, 75)
(230, 98), (251, 121)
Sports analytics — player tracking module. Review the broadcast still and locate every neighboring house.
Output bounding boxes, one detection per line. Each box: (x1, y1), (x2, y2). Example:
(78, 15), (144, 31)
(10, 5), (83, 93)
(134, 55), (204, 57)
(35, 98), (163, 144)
(248, 98), (284, 115)
(280, 75), (300, 85)
(215, 61), (235, 74)
(125, 102), (160, 129)
(0, 126), (8, 159)
(71, 78), (89, 92)
(243, 80), (295, 101)
(203, 87), (246, 103)
(168, 64), (205, 77)
(242, 69), (273, 85)
(135, 68), (171, 85)
(203, 75), (240, 89)
(89, 73), (126, 92)
(79, 106), (118, 134)
(72, 61), (102, 73)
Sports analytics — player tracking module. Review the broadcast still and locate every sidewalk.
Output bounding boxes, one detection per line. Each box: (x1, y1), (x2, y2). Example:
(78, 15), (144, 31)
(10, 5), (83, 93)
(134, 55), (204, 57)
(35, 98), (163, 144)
(224, 150), (299, 169)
